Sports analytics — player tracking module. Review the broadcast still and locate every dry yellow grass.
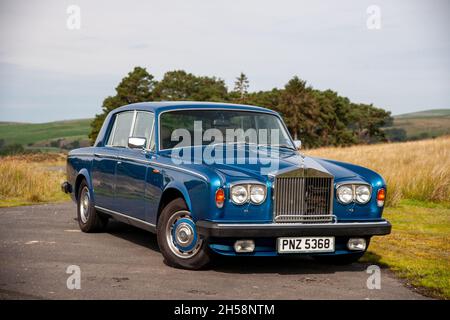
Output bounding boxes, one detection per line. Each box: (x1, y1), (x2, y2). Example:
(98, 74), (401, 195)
(0, 153), (68, 207)
(307, 137), (450, 299)
(306, 136), (450, 206)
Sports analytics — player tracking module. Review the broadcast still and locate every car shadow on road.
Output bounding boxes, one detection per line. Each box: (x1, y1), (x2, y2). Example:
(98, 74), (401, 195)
(103, 220), (372, 275)
(105, 220), (160, 252)
(210, 255), (371, 275)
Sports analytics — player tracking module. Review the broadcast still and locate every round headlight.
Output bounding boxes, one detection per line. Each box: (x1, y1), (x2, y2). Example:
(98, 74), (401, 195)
(337, 185), (353, 204)
(250, 185), (266, 204)
(231, 185), (248, 205)
(355, 185), (371, 204)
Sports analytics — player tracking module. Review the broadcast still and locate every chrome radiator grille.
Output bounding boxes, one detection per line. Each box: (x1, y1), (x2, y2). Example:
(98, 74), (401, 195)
(274, 176), (333, 223)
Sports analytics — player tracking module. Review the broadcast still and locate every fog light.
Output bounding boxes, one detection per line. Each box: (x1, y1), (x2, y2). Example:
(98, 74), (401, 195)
(234, 240), (255, 253)
(347, 238), (367, 251)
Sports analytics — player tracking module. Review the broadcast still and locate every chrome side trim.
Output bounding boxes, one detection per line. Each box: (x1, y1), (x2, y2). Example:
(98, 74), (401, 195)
(69, 153), (93, 157)
(117, 155), (149, 165)
(93, 153), (118, 159)
(95, 206), (156, 231)
(152, 162), (209, 181)
(93, 153), (209, 181)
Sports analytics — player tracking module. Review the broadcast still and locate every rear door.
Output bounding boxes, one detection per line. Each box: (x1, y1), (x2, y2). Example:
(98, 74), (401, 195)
(92, 111), (134, 211)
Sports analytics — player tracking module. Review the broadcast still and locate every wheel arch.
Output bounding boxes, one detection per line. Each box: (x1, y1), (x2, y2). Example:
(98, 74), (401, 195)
(157, 184), (192, 224)
(74, 169), (93, 201)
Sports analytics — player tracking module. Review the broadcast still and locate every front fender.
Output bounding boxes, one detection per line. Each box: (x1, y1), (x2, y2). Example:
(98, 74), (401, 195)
(325, 159), (386, 187)
(318, 159), (387, 220)
(163, 180), (193, 213)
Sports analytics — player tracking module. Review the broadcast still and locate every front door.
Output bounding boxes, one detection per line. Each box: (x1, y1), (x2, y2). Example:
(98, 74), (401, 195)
(115, 111), (156, 221)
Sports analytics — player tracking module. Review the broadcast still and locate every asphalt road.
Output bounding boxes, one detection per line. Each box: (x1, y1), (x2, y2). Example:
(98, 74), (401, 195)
(0, 202), (427, 300)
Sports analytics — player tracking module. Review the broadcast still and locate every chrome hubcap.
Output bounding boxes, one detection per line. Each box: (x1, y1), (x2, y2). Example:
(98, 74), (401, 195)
(79, 187), (90, 224)
(175, 223), (194, 246)
(166, 211), (202, 259)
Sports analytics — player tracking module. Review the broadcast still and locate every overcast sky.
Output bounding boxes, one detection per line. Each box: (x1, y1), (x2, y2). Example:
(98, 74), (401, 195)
(0, 0), (449, 122)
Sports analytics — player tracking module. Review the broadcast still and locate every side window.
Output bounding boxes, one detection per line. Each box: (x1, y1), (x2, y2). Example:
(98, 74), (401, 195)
(108, 111), (134, 147)
(133, 111), (155, 150)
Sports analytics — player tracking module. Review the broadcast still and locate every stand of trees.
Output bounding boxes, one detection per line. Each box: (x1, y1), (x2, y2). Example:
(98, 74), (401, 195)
(89, 67), (392, 148)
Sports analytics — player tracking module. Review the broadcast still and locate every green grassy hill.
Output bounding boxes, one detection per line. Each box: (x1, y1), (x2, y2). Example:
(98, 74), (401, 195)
(385, 109), (450, 141)
(1, 108), (448, 152)
(0, 119), (92, 151)
(395, 109), (450, 119)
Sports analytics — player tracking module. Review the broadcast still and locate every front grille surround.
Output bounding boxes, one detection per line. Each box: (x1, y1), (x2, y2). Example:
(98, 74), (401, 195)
(273, 172), (334, 224)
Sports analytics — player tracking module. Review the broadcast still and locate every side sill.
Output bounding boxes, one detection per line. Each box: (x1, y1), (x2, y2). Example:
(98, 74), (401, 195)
(95, 206), (156, 233)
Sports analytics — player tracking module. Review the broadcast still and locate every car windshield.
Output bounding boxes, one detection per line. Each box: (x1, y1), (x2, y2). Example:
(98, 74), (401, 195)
(159, 109), (294, 150)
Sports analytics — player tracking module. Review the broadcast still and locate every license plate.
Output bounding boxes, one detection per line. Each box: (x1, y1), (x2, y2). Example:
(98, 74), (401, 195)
(277, 237), (335, 253)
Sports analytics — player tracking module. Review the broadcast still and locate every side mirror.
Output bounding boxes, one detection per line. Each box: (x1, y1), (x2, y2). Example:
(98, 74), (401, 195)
(293, 140), (302, 150)
(128, 137), (146, 149)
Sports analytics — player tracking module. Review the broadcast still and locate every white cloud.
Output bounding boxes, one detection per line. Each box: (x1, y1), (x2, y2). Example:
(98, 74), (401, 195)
(0, 0), (449, 121)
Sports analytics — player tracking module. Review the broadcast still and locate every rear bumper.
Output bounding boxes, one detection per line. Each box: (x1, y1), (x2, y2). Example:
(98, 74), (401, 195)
(61, 181), (72, 194)
(197, 220), (391, 239)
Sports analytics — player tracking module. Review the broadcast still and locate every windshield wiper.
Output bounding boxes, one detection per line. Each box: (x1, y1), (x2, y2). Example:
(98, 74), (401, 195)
(257, 143), (297, 151)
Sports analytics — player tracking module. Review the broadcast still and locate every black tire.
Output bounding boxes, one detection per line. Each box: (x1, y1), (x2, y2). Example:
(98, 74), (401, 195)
(313, 252), (365, 265)
(157, 198), (212, 270)
(77, 180), (108, 233)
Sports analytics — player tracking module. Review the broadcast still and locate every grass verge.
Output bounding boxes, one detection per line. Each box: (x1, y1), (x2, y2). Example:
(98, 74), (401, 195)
(362, 200), (450, 299)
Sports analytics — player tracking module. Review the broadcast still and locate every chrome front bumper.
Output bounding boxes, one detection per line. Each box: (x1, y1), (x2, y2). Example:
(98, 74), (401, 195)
(196, 220), (391, 238)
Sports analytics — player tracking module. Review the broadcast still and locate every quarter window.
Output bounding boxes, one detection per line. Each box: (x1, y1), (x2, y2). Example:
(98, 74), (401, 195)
(108, 111), (134, 147)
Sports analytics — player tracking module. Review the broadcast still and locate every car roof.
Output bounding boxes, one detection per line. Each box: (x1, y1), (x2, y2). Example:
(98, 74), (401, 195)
(111, 101), (279, 115)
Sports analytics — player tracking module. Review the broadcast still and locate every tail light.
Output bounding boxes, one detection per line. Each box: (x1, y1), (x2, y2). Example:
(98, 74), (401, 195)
(377, 188), (386, 207)
(215, 188), (225, 208)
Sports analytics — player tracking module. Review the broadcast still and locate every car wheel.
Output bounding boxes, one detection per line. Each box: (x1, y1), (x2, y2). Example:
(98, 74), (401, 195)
(77, 180), (108, 233)
(313, 252), (365, 265)
(157, 198), (212, 270)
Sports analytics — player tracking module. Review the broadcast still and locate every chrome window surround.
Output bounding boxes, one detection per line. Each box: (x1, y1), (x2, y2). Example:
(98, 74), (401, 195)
(106, 110), (156, 151)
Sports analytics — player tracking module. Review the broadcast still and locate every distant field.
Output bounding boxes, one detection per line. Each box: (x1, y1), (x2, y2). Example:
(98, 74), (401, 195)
(0, 118), (92, 149)
(387, 109), (450, 140)
(395, 109), (450, 118)
(1, 109), (449, 151)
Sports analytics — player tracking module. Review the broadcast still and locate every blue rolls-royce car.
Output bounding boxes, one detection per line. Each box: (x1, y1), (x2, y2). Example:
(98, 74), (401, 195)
(62, 101), (391, 269)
